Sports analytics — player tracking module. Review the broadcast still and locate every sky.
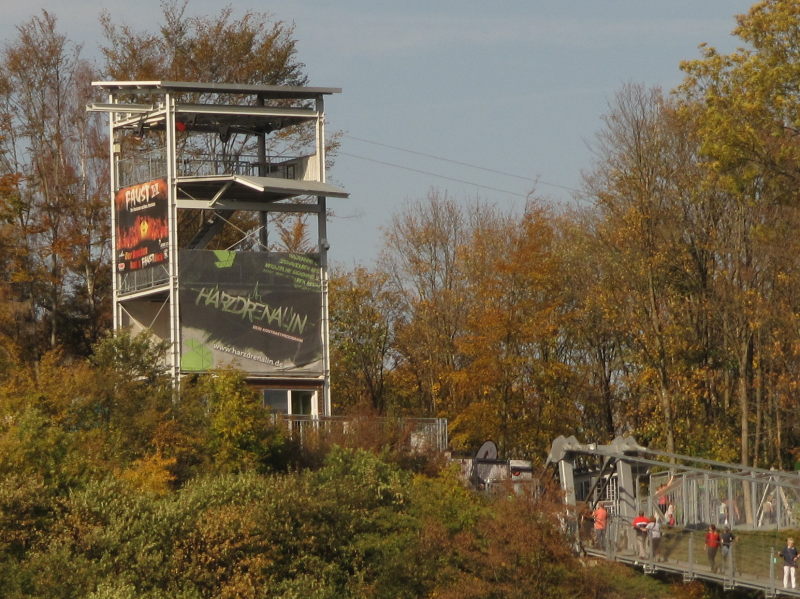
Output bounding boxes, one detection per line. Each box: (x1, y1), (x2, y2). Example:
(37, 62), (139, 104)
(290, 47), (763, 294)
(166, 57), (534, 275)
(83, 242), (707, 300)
(1, 0), (757, 267)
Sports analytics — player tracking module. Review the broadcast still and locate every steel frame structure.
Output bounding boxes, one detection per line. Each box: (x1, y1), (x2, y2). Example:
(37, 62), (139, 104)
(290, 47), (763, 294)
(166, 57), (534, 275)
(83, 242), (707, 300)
(89, 81), (347, 415)
(547, 435), (800, 597)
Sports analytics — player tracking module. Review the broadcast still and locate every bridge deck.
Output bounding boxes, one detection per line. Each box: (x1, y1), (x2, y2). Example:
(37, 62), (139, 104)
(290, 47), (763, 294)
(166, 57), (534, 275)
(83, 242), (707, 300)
(579, 520), (800, 597)
(547, 436), (800, 598)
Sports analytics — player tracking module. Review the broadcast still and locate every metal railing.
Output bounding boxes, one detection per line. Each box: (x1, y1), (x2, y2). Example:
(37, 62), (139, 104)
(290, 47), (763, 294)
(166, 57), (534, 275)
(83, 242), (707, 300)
(576, 516), (800, 597)
(271, 414), (448, 452)
(177, 156), (298, 179)
(116, 151), (167, 188)
(552, 436), (800, 533)
(117, 264), (170, 295)
(116, 149), (306, 188)
(645, 469), (800, 532)
(551, 437), (800, 596)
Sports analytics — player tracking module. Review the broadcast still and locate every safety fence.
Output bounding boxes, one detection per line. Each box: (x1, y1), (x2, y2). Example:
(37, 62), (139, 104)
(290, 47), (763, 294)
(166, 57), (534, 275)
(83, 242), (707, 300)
(646, 468), (800, 532)
(115, 148), (306, 188)
(271, 414), (448, 453)
(576, 516), (800, 597)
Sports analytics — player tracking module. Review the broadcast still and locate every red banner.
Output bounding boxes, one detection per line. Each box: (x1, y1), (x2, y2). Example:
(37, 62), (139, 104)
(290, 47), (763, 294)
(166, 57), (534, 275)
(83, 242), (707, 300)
(114, 178), (169, 272)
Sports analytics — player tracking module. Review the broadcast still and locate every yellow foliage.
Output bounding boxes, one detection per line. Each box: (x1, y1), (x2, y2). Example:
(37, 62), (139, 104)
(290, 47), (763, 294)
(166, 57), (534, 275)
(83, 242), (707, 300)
(117, 452), (177, 495)
(449, 400), (500, 452)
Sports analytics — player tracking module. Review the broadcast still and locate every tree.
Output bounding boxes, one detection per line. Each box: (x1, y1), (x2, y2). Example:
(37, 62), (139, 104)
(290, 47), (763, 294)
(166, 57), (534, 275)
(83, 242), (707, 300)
(0, 11), (108, 358)
(679, 0), (800, 469)
(452, 202), (581, 457)
(183, 369), (290, 474)
(380, 190), (471, 417)
(329, 267), (400, 414)
(555, 208), (627, 441)
(584, 84), (691, 454)
(100, 1), (308, 88)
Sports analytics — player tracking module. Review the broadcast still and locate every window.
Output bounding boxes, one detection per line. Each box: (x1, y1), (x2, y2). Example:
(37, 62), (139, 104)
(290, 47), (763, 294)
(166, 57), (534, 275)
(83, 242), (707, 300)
(264, 389), (288, 414)
(291, 390), (313, 415)
(263, 389), (316, 415)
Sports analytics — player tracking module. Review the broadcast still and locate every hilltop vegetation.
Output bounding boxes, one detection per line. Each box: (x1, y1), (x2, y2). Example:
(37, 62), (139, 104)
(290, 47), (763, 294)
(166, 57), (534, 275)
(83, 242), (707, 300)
(0, 334), (698, 598)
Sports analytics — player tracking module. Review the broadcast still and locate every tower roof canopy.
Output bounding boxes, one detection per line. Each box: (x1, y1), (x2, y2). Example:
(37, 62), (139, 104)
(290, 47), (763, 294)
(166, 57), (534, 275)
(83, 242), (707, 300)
(176, 174), (348, 212)
(93, 80), (341, 99)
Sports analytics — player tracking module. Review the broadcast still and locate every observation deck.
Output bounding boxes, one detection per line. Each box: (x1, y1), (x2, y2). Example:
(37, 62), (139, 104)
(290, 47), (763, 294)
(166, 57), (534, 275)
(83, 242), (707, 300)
(89, 80), (347, 414)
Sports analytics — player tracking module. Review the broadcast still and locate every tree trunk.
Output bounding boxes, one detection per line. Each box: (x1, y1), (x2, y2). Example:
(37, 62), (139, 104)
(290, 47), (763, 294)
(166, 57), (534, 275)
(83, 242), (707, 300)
(753, 336), (763, 468)
(648, 269), (674, 454)
(658, 373), (675, 455)
(739, 335), (754, 525)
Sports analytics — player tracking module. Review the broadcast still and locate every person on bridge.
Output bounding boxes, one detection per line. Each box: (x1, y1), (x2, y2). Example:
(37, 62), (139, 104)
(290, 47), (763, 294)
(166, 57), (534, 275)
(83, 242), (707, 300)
(632, 511), (649, 560)
(657, 485), (668, 514)
(779, 538), (798, 589)
(592, 503), (608, 550)
(720, 527), (735, 575)
(665, 501), (675, 527)
(705, 524), (721, 573)
(718, 500), (728, 527)
(645, 516), (662, 562)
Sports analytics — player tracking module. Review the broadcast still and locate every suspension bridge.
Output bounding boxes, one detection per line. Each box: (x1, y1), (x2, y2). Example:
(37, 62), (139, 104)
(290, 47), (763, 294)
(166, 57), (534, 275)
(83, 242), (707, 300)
(546, 435), (800, 597)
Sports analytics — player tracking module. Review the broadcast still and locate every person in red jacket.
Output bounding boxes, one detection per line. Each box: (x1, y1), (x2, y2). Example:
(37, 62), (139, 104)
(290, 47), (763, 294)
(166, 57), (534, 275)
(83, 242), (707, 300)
(632, 511), (649, 559)
(592, 503), (608, 550)
(705, 524), (722, 573)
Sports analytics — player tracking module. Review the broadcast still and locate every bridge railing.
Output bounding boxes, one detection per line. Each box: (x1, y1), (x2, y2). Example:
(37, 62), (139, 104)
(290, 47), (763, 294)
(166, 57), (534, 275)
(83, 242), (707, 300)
(647, 469), (800, 532)
(552, 437), (800, 595)
(579, 516), (800, 596)
(548, 435), (800, 534)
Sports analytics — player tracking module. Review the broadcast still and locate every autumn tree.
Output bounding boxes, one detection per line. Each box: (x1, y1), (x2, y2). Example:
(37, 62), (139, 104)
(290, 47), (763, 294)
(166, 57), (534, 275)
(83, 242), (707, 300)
(548, 208), (627, 442)
(100, 0), (307, 87)
(580, 83), (741, 457)
(449, 202), (583, 457)
(380, 190), (472, 417)
(329, 267), (401, 414)
(584, 85), (679, 454)
(361, 193), (593, 459)
(679, 0), (800, 469)
(0, 11), (109, 358)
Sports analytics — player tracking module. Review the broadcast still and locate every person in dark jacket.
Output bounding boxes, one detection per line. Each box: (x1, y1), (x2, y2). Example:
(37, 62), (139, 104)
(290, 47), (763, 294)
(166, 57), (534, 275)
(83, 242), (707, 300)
(720, 526), (735, 574)
(779, 538), (798, 589)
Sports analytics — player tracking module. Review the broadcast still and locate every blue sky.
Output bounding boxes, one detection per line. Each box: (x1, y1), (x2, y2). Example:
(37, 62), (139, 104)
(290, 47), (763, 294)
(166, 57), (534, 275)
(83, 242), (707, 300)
(2, 1), (756, 266)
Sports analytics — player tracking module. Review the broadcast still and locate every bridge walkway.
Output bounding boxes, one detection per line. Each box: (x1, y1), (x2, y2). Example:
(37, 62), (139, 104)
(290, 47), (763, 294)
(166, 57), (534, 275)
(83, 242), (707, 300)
(547, 435), (800, 598)
(577, 520), (800, 597)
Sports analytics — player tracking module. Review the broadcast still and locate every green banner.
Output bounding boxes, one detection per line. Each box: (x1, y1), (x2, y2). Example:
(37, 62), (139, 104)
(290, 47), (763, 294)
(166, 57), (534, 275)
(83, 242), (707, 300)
(179, 250), (323, 375)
